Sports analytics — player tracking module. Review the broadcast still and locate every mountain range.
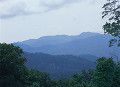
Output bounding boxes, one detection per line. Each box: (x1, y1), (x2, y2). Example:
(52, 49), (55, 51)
(23, 52), (96, 79)
(14, 32), (119, 57)
(13, 32), (120, 78)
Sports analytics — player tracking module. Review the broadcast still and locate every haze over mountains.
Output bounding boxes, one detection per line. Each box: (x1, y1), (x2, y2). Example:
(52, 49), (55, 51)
(13, 32), (120, 78)
(14, 32), (119, 57)
(16, 32), (100, 47)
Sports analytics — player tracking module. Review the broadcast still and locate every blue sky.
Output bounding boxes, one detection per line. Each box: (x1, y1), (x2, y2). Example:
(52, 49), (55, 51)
(0, 0), (106, 43)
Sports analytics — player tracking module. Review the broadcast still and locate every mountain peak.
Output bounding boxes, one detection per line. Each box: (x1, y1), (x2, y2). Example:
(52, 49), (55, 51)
(75, 32), (101, 40)
(80, 32), (100, 35)
(14, 32), (102, 48)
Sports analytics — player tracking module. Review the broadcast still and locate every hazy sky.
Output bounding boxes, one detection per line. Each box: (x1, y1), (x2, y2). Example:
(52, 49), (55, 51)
(0, 0), (106, 43)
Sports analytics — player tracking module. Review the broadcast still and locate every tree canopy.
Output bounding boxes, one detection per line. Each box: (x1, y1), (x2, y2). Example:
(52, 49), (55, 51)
(0, 43), (29, 87)
(102, 0), (120, 46)
(0, 43), (52, 87)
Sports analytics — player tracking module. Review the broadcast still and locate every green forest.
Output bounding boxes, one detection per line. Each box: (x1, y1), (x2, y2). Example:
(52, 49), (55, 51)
(1, 43), (120, 87)
(0, 0), (120, 87)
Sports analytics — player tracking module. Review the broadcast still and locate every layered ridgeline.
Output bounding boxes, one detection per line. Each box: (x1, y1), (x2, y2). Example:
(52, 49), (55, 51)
(14, 32), (119, 57)
(23, 52), (96, 79)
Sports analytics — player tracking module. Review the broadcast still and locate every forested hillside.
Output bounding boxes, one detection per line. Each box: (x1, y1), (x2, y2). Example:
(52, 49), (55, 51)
(1, 43), (120, 87)
(23, 52), (96, 79)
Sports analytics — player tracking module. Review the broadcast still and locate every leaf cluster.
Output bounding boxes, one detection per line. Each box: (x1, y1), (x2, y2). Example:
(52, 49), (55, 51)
(102, 0), (120, 46)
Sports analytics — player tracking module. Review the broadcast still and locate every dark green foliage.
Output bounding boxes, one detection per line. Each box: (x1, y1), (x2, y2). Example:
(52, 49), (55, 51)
(49, 79), (58, 87)
(0, 43), (53, 87)
(70, 69), (94, 87)
(0, 43), (29, 87)
(58, 78), (70, 87)
(28, 69), (51, 87)
(102, 0), (120, 46)
(92, 57), (120, 87)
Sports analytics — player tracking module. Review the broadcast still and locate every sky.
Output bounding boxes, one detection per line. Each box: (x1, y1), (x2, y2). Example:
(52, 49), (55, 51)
(0, 0), (106, 43)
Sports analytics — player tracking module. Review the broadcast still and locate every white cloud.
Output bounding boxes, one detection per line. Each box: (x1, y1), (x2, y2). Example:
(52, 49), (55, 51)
(0, 0), (8, 2)
(1, 0), (105, 43)
(0, 2), (28, 19)
(0, 0), (84, 19)
(0, 0), (106, 43)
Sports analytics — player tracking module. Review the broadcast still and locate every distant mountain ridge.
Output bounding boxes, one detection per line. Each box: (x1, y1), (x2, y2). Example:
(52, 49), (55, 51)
(14, 32), (119, 57)
(23, 52), (96, 79)
(15, 32), (100, 47)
